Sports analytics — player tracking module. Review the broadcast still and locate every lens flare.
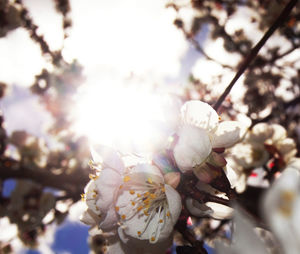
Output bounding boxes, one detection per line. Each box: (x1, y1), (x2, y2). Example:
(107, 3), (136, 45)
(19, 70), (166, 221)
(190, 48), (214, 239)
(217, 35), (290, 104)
(72, 78), (174, 154)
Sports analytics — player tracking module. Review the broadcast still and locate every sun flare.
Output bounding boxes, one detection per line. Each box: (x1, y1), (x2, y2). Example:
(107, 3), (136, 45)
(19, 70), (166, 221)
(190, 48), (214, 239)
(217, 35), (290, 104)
(72, 78), (176, 154)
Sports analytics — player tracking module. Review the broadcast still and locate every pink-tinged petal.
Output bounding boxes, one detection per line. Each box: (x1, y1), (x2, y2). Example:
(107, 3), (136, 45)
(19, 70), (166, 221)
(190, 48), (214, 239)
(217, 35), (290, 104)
(211, 121), (246, 148)
(174, 125), (212, 173)
(91, 145), (124, 172)
(181, 100), (219, 132)
(164, 172), (181, 189)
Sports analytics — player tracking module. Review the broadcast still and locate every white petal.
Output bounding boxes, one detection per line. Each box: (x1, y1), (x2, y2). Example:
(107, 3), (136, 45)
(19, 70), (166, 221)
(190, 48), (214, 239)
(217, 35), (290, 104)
(231, 209), (268, 254)
(165, 184), (182, 225)
(131, 163), (163, 179)
(186, 198), (213, 217)
(80, 208), (101, 225)
(107, 233), (134, 254)
(231, 142), (269, 169)
(174, 125), (212, 173)
(262, 168), (300, 254)
(277, 138), (297, 163)
(288, 158), (300, 171)
(91, 145), (124, 171)
(250, 123), (273, 142)
(117, 227), (172, 254)
(211, 121), (246, 148)
(181, 100), (219, 132)
(205, 202), (233, 219)
(270, 124), (287, 142)
(95, 168), (122, 212)
(99, 208), (120, 232)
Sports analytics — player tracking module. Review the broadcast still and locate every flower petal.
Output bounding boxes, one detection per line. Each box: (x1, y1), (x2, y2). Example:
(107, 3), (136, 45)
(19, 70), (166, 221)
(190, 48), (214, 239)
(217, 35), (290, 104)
(95, 168), (122, 212)
(165, 184), (182, 226)
(211, 121), (246, 148)
(262, 168), (300, 254)
(250, 123), (273, 142)
(91, 145), (124, 171)
(80, 208), (101, 225)
(181, 100), (219, 132)
(174, 125), (212, 173)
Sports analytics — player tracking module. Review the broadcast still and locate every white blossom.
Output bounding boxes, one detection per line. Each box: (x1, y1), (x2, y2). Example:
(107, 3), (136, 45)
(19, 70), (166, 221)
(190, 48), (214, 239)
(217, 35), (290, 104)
(174, 100), (245, 173)
(115, 163), (181, 244)
(186, 181), (233, 220)
(231, 123), (297, 169)
(80, 146), (125, 233)
(262, 159), (300, 254)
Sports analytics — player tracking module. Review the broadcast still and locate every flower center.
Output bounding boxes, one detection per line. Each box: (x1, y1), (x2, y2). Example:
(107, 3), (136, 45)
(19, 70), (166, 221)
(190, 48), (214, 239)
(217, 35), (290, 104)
(116, 173), (171, 243)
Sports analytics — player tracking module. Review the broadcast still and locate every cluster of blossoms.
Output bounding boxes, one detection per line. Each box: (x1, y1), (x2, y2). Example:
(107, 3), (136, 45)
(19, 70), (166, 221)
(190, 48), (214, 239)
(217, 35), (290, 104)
(217, 158), (300, 254)
(228, 123), (297, 192)
(80, 100), (247, 253)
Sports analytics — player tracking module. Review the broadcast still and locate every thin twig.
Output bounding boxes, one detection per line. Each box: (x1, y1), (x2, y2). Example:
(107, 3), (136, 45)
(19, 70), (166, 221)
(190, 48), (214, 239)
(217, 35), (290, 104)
(213, 0), (298, 111)
(190, 38), (234, 70)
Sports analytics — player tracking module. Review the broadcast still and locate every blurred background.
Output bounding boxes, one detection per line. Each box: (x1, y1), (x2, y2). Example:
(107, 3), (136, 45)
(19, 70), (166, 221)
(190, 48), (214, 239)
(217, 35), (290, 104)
(0, 0), (299, 253)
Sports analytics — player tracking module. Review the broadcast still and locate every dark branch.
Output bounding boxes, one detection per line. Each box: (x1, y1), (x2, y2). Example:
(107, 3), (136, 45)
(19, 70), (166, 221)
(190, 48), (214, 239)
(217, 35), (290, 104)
(213, 0), (298, 111)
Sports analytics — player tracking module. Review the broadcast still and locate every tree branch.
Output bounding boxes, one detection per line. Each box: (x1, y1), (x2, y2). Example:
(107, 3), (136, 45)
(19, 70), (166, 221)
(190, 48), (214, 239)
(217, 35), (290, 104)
(213, 0), (298, 111)
(0, 157), (89, 199)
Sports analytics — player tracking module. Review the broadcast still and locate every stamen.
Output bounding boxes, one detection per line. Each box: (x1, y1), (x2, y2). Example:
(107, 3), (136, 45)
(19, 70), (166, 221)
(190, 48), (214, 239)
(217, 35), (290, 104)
(123, 175), (131, 182)
(129, 190), (135, 195)
(115, 206), (120, 212)
(121, 214), (126, 220)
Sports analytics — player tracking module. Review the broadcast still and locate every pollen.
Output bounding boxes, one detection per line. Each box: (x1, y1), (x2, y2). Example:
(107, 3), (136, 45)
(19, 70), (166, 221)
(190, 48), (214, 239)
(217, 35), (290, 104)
(147, 177), (153, 184)
(121, 214), (126, 220)
(137, 193), (141, 198)
(144, 210), (149, 216)
(119, 185), (123, 189)
(218, 116), (221, 121)
(150, 193), (157, 199)
(143, 192), (150, 197)
(89, 174), (99, 180)
(137, 231), (141, 236)
(129, 190), (135, 195)
(161, 187), (165, 193)
(137, 206), (143, 212)
(115, 206), (120, 212)
(123, 175), (131, 182)
(131, 201), (136, 206)
(166, 211), (170, 217)
(159, 219), (163, 223)
(151, 237), (156, 242)
(143, 198), (150, 205)
(80, 194), (86, 201)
